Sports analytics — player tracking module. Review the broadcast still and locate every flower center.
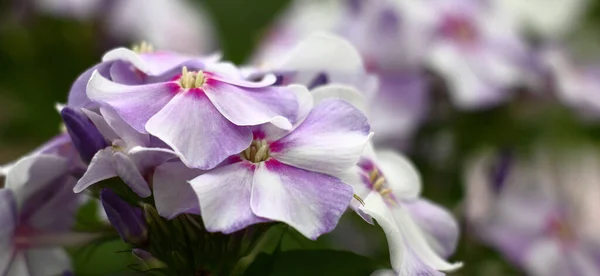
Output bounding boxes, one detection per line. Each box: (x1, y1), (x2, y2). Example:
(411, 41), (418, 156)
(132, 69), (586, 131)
(132, 41), (154, 54)
(441, 16), (478, 44)
(242, 140), (270, 163)
(179, 66), (206, 89)
(369, 168), (395, 205)
(547, 217), (574, 243)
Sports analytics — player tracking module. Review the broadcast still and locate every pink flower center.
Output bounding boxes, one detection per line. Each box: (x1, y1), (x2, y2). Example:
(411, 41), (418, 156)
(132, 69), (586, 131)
(441, 15), (478, 45)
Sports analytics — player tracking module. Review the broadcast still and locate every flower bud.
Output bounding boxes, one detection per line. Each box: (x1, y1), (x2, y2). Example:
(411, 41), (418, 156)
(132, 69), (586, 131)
(60, 107), (107, 163)
(132, 249), (166, 271)
(100, 188), (148, 245)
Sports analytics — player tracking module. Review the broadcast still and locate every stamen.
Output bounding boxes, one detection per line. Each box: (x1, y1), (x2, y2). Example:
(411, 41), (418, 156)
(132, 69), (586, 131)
(380, 188), (392, 196)
(373, 177), (385, 191)
(353, 194), (365, 206)
(242, 140), (271, 163)
(132, 41), (154, 54)
(369, 169), (378, 183)
(179, 66), (206, 89)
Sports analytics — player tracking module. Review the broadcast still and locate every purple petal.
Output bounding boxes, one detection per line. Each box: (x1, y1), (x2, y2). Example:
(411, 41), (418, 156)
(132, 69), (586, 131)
(67, 62), (110, 109)
(153, 162), (202, 219)
(404, 199), (459, 258)
(102, 48), (201, 76)
(74, 149), (151, 197)
(145, 92), (252, 170)
(0, 189), (17, 250)
(99, 106), (150, 147)
(127, 147), (177, 176)
(4, 154), (69, 207)
(25, 176), (79, 232)
(270, 99), (371, 176)
(74, 148), (117, 194)
(204, 81), (299, 130)
(113, 152), (151, 198)
(251, 160), (353, 240)
(86, 70), (178, 133)
(190, 162), (267, 234)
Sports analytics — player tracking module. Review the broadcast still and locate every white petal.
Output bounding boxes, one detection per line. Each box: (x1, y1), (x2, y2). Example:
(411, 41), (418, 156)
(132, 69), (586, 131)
(360, 193), (405, 272)
(190, 162), (266, 234)
(275, 32), (364, 72)
(375, 150), (422, 199)
(25, 248), (71, 276)
(311, 84), (369, 115)
(5, 253), (29, 276)
(391, 205), (462, 272)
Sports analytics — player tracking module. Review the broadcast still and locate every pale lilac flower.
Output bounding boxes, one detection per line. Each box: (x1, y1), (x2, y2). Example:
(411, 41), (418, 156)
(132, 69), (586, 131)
(68, 46), (217, 109)
(72, 106), (176, 197)
(35, 0), (216, 54)
(86, 49), (301, 170)
(341, 144), (462, 275)
(543, 47), (600, 118)
(190, 91), (372, 239)
(465, 146), (600, 276)
(0, 154), (91, 276)
(489, 0), (589, 39)
(425, 0), (530, 109)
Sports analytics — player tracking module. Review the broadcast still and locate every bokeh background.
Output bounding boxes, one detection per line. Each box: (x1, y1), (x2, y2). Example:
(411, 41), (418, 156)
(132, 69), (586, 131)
(4, 0), (600, 275)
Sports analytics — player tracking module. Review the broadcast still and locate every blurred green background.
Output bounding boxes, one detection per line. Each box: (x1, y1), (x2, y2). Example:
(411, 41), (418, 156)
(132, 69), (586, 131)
(4, 0), (600, 275)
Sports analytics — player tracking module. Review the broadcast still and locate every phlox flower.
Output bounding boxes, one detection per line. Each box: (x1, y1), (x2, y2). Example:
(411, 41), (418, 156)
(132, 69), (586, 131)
(315, 87), (461, 274)
(190, 87), (372, 239)
(71, 106), (176, 197)
(343, 145), (462, 275)
(465, 146), (600, 276)
(0, 154), (88, 276)
(35, 0), (215, 54)
(85, 48), (302, 170)
(424, 0), (531, 109)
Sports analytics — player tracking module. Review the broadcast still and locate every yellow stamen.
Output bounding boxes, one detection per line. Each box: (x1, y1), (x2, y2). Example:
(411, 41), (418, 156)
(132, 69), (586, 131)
(369, 169), (378, 183)
(179, 66), (206, 89)
(132, 41), (154, 54)
(373, 177), (385, 191)
(242, 140), (271, 163)
(353, 194), (365, 206)
(380, 188), (392, 196)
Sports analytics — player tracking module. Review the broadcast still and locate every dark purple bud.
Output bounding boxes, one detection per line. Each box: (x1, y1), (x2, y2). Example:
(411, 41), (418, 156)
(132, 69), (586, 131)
(491, 149), (513, 193)
(100, 188), (148, 245)
(307, 72), (329, 89)
(61, 107), (108, 163)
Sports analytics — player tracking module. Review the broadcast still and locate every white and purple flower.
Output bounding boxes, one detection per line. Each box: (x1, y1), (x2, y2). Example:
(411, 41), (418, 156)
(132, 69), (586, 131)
(465, 145), (600, 276)
(190, 91), (372, 239)
(342, 144), (462, 275)
(0, 153), (91, 276)
(85, 48), (302, 170)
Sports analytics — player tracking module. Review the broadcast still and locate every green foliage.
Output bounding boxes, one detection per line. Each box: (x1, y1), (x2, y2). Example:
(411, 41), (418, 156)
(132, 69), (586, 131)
(244, 250), (379, 276)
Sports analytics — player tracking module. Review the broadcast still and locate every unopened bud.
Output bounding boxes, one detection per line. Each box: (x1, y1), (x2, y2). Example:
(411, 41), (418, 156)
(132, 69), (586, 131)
(100, 189), (148, 245)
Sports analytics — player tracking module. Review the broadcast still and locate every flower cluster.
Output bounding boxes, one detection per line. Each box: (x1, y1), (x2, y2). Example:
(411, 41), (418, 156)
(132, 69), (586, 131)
(0, 33), (461, 275)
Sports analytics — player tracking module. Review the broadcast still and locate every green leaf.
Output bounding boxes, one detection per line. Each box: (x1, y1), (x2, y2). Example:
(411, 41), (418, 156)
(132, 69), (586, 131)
(244, 250), (379, 276)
